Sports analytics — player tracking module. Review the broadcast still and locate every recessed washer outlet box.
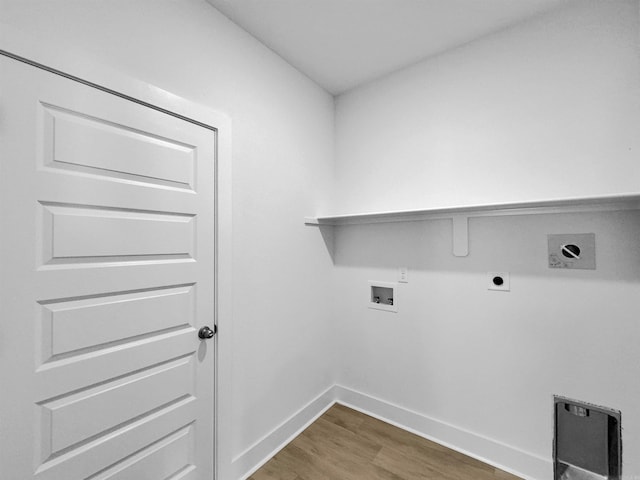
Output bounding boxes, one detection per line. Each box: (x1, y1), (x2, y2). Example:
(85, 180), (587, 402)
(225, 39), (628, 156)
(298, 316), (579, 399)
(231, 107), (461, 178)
(548, 233), (596, 270)
(368, 281), (398, 313)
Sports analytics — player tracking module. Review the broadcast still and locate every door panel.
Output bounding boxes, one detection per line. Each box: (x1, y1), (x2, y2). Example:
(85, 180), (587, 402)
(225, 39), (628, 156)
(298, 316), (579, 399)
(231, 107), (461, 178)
(0, 55), (216, 479)
(40, 202), (196, 263)
(34, 398), (196, 480)
(44, 104), (196, 189)
(41, 285), (194, 359)
(40, 356), (194, 458)
(89, 424), (196, 480)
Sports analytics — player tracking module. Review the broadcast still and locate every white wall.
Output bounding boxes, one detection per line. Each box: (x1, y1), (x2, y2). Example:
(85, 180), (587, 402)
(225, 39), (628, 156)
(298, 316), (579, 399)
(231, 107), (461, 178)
(334, 211), (640, 478)
(0, 1), (336, 478)
(333, 0), (640, 478)
(334, 0), (640, 214)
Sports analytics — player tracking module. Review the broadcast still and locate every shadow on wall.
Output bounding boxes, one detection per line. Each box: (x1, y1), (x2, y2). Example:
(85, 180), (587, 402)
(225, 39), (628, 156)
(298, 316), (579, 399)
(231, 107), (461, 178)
(318, 224), (336, 264)
(322, 210), (640, 284)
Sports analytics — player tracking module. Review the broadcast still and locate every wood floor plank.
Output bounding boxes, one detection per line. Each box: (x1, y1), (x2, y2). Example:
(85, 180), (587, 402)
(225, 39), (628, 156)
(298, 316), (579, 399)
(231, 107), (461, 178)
(248, 457), (299, 480)
(357, 414), (450, 456)
(297, 417), (381, 463)
(373, 445), (445, 480)
(249, 404), (523, 480)
(321, 403), (367, 434)
(493, 468), (523, 479)
(284, 440), (403, 480)
(275, 444), (336, 480)
(356, 413), (500, 477)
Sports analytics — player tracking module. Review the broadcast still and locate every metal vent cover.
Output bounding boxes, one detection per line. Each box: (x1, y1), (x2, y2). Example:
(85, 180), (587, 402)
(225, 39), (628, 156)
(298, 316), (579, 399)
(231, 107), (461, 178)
(554, 396), (621, 480)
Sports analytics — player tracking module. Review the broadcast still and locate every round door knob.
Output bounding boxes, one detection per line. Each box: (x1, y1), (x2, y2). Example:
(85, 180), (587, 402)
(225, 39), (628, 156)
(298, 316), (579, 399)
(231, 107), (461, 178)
(198, 325), (216, 339)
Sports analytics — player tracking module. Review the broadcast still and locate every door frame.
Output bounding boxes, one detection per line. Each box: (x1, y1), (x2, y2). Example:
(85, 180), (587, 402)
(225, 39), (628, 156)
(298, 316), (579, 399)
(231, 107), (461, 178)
(0, 33), (233, 480)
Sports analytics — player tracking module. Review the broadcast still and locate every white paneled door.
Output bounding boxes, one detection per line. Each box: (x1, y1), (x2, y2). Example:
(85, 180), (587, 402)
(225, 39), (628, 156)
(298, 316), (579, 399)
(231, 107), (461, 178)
(0, 54), (217, 479)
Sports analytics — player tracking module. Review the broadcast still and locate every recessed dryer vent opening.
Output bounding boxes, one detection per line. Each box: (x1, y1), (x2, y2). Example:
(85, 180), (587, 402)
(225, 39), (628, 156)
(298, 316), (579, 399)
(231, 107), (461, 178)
(368, 282), (397, 313)
(554, 396), (621, 480)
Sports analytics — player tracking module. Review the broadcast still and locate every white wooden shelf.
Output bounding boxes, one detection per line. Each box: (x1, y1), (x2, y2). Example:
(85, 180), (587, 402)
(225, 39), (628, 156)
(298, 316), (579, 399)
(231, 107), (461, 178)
(304, 193), (640, 257)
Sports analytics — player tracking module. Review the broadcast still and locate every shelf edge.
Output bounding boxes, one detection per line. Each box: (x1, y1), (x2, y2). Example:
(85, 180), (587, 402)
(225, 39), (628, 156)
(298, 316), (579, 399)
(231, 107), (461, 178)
(305, 194), (640, 226)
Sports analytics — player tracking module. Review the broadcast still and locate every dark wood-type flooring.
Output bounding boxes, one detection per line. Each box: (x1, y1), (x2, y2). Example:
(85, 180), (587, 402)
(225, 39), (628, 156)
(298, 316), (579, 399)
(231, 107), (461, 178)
(248, 404), (522, 480)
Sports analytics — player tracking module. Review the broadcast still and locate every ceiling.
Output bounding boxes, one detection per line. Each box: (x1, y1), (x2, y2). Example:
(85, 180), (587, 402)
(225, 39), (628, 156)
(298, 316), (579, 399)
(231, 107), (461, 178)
(206, 0), (570, 95)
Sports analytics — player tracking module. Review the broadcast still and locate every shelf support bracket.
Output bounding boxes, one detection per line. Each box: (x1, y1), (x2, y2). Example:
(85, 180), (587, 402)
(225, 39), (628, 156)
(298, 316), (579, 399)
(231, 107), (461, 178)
(452, 215), (469, 257)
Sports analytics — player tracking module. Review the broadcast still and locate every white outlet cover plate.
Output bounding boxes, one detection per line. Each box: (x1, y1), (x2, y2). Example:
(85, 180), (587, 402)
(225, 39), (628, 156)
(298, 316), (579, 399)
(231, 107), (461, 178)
(398, 267), (408, 283)
(548, 233), (596, 270)
(488, 272), (510, 291)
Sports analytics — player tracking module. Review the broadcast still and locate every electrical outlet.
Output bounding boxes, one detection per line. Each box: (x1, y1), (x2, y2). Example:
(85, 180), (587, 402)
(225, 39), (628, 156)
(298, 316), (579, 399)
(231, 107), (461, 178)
(488, 272), (510, 291)
(548, 234), (596, 270)
(398, 267), (408, 283)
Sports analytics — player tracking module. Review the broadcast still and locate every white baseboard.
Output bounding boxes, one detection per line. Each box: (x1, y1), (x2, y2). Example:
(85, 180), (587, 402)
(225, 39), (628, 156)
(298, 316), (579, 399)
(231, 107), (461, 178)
(232, 385), (337, 480)
(333, 385), (551, 480)
(230, 384), (552, 480)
